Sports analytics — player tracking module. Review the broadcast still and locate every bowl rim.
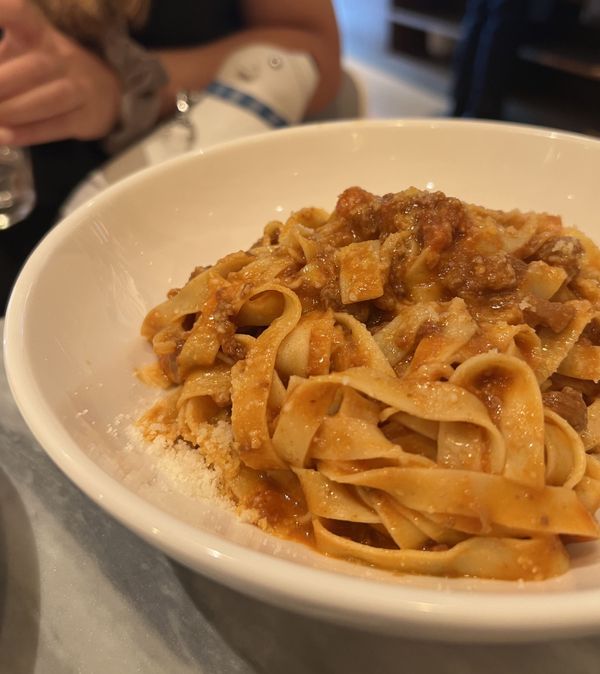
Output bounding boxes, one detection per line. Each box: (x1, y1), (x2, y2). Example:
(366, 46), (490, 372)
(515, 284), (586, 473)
(6, 118), (600, 641)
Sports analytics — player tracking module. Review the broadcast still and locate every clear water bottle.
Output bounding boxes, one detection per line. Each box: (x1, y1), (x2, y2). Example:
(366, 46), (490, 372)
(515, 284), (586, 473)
(0, 146), (35, 230)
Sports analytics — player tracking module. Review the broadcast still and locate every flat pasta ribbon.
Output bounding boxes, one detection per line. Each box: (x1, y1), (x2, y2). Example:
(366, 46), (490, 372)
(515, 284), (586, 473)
(139, 186), (600, 581)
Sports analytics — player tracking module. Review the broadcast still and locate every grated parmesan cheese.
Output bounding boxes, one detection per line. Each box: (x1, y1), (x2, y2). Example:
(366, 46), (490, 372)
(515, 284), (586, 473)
(124, 421), (236, 509)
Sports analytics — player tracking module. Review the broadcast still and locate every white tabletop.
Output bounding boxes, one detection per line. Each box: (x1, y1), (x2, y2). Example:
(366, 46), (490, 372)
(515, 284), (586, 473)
(3, 316), (600, 673)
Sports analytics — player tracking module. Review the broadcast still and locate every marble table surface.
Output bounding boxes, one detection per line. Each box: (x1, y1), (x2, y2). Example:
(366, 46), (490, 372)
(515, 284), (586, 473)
(3, 316), (600, 674)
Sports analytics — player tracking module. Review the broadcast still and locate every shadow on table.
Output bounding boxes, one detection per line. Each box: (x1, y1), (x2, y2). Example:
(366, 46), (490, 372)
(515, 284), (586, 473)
(173, 562), (600, 674)
(0, 466), (40, 674)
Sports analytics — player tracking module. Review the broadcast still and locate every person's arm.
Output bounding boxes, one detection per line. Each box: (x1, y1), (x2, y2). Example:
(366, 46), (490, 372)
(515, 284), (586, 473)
(0, 0), (341, 147)
(154, 0), (341, 117)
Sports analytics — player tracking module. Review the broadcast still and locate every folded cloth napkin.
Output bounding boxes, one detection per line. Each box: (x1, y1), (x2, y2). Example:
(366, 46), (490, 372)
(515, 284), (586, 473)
(62, 44), (318, 215)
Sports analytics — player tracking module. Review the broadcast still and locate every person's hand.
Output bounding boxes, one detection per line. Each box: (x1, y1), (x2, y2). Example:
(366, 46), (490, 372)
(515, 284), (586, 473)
(0, 0), (122, 146)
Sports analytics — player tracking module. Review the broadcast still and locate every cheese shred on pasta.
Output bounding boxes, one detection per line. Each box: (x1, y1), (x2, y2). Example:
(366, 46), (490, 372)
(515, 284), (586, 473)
(138, 186), (600, 580)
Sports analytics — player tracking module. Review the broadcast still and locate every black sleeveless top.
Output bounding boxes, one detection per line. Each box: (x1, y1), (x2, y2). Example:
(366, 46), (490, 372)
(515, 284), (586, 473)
(0, 0), (243, 311)
(133, 0), (242, 48)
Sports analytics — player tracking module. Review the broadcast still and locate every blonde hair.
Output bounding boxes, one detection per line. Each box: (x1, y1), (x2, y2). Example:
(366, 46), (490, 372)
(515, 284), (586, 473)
(34, 0), (151, 47)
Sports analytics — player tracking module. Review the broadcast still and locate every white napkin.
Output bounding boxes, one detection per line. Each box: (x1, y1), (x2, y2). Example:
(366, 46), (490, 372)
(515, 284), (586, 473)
(63, 44), (318, 214)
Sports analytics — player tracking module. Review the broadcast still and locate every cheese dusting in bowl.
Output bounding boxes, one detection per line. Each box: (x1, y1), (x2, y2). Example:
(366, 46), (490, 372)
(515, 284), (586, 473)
(135, 186), (600, 580)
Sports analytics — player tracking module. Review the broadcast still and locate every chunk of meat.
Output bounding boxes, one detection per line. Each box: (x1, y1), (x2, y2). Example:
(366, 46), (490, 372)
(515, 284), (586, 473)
(522, 297), (575, 333)
(542, 387), (588, 432)
(378, 189), (467, 250)
(582, 318), (600, 345)
(334, 188), (467, 257)
(532, 236), (583, 281)
(440, 251), (518, 295)
(158, 351), (182, 384)
(551, 373), (600, 403)
(334, 186), (381, 241)
(188, 265), (210, 281)
(416, 194), (466, 254)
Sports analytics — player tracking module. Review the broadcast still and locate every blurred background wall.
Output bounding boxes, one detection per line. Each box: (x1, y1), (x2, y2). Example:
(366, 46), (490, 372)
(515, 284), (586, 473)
(333, 0), (600, 135)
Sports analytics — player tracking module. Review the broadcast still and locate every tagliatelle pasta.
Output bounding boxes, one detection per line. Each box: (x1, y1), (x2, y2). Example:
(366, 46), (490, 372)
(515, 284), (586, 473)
(138, 186), (600, 580)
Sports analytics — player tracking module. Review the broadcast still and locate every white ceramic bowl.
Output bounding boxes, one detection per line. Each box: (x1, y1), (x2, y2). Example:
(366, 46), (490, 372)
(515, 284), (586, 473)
(5, 120), (600, 642)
